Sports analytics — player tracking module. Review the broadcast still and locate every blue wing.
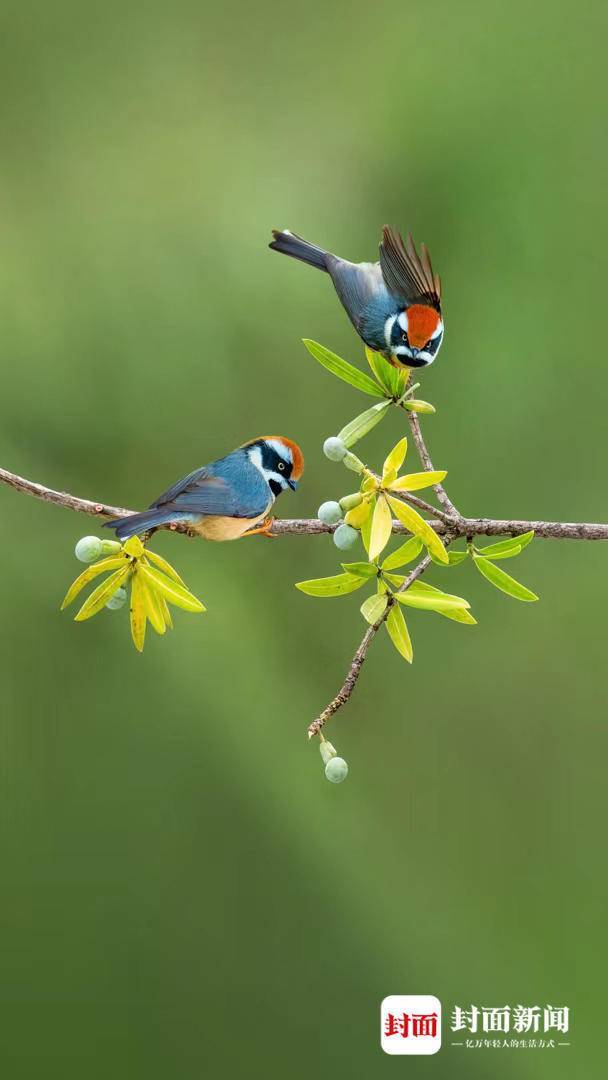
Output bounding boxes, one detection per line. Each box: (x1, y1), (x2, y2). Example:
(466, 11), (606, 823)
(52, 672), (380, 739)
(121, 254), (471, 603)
(150, 451), (270, 520)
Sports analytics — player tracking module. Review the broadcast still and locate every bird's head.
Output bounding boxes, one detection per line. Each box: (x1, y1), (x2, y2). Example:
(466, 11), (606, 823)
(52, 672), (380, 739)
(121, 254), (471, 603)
(385, 304), (444, 368)
(245, 436), (304, 499)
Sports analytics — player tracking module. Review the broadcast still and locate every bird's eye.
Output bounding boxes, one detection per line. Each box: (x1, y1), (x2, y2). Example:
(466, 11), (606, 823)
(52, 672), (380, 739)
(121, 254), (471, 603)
(402, 333), (408, 343)
(278, 462), (285, 471)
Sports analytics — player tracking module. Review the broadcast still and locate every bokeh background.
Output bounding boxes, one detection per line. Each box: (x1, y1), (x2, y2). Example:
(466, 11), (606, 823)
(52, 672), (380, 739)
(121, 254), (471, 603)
(0, 1), (606, 1075)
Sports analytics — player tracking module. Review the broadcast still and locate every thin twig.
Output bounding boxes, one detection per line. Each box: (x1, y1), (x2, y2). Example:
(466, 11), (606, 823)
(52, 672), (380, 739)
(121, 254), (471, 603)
(307, 554), (434, 738)
(406, 409), (458, 515)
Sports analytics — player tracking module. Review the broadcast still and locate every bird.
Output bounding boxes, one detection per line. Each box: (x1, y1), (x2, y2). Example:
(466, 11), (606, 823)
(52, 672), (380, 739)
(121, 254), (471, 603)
(104, 436), (304, 542)
(269, 225), (443, 369)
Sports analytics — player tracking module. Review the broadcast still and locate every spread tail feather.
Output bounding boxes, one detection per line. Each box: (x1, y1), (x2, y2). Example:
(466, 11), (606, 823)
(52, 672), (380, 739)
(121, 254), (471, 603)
(269, 229), (329, 272)
(104, 508), (179, 541)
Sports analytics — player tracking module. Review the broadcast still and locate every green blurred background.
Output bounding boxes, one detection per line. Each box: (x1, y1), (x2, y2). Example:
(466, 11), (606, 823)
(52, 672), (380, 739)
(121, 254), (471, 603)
(0, 1), (605, 1075)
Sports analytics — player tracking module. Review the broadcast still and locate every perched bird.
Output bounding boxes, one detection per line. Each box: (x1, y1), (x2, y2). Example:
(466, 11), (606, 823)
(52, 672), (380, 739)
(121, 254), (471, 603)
(269, 225), (443, 369)
(105, 437), (304, 542)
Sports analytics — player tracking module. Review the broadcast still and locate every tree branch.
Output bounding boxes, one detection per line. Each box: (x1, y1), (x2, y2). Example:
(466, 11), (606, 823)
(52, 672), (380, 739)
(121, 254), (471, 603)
(307, 554), (433, 738)
(2, 465), (607, 541)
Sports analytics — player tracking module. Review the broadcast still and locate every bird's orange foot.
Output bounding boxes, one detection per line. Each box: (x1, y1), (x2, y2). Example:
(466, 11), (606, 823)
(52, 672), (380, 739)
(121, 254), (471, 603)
(244, 517), (275, 538)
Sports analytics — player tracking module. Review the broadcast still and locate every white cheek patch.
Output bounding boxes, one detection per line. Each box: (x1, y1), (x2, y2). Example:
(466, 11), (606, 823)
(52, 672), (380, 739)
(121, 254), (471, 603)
(384, 313), (398, 349)
(248, 446), (264, 475)
(418, 350), (434, 365)
(393, 344), (413, 359)
(397, 311), (409, 333)
(430, 319), (444, 341)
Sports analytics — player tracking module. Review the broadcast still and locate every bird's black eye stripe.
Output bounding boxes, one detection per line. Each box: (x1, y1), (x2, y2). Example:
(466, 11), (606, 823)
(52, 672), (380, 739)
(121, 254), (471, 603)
(425, 333), (442, 357)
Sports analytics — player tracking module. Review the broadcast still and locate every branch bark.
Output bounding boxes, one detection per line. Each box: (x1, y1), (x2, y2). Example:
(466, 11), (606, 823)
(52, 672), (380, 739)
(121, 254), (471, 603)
(1, 466), (607, 541)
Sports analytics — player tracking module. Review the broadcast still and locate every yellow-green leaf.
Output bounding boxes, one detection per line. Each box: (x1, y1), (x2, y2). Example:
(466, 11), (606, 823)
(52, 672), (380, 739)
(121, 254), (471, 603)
(365, 345), (403, 396)
(381, 536), (423, 570)
(473, 555), (538, 601)
(61, 555), (127, 610)
(140, 573), (167, 634)
(439, 606), (477, 625)
(388, 470), (447, 492)
(360, 592), (388, 624)
(368, 494), (394, 561)
(143, 547), (187, 585)
(123, 535), (145, 558)
(386, 603), (413, 662)
(403, 398), (436, 414)
(303, 340), (386, 397)
(394, 590), (468, 613)
(382, 437), (408, 481)
(476, 531), (534, 559)
(129, 568), (147, 652)
(74, 565), (132, 622)
(159, 596), (173, 630)
(139, 564), (206, 612)
(295, 573), (368, 597)
(341, 562), (377, 578)
(387, 495), (448, 564)
(360, 497), (375, 554)
(344, 498), (372, 529)
(337, 399), (391, 447)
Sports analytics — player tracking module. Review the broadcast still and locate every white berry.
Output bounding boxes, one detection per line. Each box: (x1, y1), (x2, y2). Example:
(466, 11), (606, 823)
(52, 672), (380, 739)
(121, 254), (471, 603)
(105, 586), (127, 611)
(323, 437), (347, 461)
(333, 523), (359, 550)
(75, 536), (103, 563)
(325, 757), (348, 783)
(318, 501), (342, 525)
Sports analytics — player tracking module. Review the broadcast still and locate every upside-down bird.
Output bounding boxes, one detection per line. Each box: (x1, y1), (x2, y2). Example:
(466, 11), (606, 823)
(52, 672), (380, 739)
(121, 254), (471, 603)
(269, 225), (443, 369)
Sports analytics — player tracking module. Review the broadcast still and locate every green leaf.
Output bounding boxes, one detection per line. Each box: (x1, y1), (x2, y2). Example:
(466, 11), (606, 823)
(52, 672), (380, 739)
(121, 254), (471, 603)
(130, 568), (147, 652)
(365, 345), (404, 396)
(382, 437), (408, 480)
(389, 470), (447, 492)
(402, 581), (476, 623)
(61, 555), (127, 609)
(476, 531), (534, 558)
(407, 581), (470, 605)
(387, 495), (448, 564)
(140, 574), (167, 634)
(337, 399), (391, 447)
(303, 339), (386, 397)
(368, 494), (394, 561)
(360, 592), (388, 624)
(139, 564), (206, 612)
(394, 580), (469, 612)
(143, 547), (187, 585)
(473, 555), (538, 601)
(403, 398), (436, 414)
(74, 564), (132, 621)
(438, 606), (477, 625)
(386, 603), (413, 662)
(295, 573), (368, 597)
(341, 562), (378, 578)
(429, 549), (469, 567)
(381, 535), (423, 570)
(360, 497), (375, 554)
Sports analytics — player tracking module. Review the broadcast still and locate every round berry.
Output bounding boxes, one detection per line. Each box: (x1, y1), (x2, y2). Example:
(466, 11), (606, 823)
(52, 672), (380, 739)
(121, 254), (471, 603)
(333, 523), (359, 551)
(317, 501), (342, 525)
(325, 757), (348, 783)
(75, 536), (103, 563)
(105, 586), (127, 611)
(323, 436), (347, 462)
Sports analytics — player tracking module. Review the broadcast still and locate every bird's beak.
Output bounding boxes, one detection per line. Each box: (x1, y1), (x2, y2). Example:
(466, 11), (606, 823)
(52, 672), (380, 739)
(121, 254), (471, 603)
(288, 479), (298, 491)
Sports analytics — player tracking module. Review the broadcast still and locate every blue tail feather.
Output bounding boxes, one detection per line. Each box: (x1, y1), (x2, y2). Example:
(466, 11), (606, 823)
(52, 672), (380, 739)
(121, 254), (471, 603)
(104, 508), (179, 541)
